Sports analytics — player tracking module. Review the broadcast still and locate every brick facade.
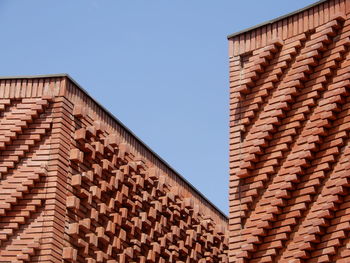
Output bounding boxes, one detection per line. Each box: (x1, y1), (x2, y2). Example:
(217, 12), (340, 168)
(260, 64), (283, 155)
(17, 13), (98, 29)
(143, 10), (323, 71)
(228, 0), (350, 262)
(0, 75), (228, 262)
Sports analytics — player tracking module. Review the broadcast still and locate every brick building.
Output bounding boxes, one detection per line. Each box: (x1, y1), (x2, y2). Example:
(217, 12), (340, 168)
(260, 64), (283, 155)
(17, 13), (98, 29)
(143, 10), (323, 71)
(228, 0), (350, 262)
(0, 74), (228, 262)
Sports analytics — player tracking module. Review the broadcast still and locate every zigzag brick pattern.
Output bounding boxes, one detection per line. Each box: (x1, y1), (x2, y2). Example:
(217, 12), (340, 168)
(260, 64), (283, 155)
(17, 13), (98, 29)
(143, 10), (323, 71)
(0, 76), (228, 262)
(64, 108), (227, 263)
(229, 0), (350, 262)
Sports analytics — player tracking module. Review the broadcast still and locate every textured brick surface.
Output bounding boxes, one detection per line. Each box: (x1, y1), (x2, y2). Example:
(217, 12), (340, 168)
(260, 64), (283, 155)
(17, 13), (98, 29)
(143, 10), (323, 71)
(0, 76), (228, 262)
(229, 0), (350, 262)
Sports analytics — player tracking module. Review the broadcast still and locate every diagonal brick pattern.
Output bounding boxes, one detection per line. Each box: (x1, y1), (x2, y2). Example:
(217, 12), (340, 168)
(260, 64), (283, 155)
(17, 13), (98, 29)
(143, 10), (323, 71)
(0, 96), (54, 262)
(229, 0), (350, 262)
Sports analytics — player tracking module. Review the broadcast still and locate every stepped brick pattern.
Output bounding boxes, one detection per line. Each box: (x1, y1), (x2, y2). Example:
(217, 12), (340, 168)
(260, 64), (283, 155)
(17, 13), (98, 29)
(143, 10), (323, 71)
(229, 0), (350, 262)
(0, 76), (228, 262)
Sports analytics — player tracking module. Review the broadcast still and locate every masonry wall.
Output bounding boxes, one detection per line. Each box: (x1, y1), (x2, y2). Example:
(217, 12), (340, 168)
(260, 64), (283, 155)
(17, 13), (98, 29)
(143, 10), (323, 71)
(0, 76), (228, 262)
(228, 0), (350, 262)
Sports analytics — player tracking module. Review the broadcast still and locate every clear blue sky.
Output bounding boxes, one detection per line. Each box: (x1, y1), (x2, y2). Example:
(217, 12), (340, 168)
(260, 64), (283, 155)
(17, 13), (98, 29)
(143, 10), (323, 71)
(0, 0), (319, 214)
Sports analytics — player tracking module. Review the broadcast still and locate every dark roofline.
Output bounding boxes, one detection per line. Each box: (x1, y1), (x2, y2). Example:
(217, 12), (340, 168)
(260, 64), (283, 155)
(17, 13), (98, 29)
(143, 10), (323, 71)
(227, 0), (328, 39)
(0, 73), (228, 220)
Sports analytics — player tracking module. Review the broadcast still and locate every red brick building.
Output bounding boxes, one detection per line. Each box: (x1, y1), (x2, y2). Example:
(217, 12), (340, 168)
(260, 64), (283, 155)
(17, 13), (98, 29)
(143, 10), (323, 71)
(229, 0), (350, 262)
(0, 74), (228, 262)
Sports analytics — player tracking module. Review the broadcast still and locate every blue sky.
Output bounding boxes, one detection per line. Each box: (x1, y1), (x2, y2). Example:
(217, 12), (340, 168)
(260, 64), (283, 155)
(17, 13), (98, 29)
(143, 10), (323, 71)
(0, 0), (319, 214)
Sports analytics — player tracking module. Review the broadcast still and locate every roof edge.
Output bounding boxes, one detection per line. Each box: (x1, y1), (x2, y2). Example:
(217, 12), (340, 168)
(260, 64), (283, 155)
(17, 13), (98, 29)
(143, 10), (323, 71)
(227, 0), (328, 39)
(0, 73), (228, 220)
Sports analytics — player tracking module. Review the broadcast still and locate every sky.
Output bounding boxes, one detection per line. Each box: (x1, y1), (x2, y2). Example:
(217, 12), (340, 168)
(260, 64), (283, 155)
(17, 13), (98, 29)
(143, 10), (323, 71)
(0, 0), (319, 215)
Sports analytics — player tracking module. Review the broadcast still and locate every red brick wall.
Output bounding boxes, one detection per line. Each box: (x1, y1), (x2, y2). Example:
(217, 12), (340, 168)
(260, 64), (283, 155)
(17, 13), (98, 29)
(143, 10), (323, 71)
(229, 0), (350, 262)
(0, 76), (228, 262)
